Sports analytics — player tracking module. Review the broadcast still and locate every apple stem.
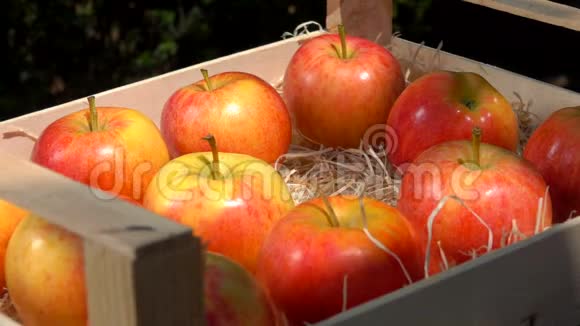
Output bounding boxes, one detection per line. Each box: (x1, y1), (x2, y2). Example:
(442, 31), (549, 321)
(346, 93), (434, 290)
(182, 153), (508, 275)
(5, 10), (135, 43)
(88, 96), (99, 132)
(201, 69), (213, 92)
(338, 24), (348, 59)
(320, 192), (340, 227)
(472, 127), (482, 167)
(202, 134), (221, 179)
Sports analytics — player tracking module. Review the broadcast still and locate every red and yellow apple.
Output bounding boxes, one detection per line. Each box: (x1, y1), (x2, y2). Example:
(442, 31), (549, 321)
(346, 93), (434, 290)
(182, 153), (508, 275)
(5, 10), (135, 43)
(283, 24), (405, 149)
(161, 69), (292, 164)
(5, 204), (274, 326)
(5, 214), (87, 326)
(255, 195), (422, 325)
(4, 196), (144, 326)
(386, 71), (519, 171)
(0, 200), (28, 292)
(31, 96), (170, 203)
(204, 252), (280, 326)
(142, 135), (295, 274)
(397, 128), (552, 276)
(523, 106), (580, 223)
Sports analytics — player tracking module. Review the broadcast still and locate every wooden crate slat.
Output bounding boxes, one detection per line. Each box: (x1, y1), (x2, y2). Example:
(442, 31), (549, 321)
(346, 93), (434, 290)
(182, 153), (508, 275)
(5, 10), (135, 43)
(326, 0), (393, 44)
(85, 234), (204, 326)
(318, 218), (580, 325)
(463, 0), (580, 31)
(0, 152), (204, 326)
(0, 151), (189, 249)
(2, 0), (580, 322)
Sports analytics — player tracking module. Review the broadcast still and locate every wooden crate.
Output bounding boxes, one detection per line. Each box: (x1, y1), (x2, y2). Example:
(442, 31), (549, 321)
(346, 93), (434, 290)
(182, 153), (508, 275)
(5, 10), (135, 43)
(1, 1), (580, 325)
(463, 0), (580, 32)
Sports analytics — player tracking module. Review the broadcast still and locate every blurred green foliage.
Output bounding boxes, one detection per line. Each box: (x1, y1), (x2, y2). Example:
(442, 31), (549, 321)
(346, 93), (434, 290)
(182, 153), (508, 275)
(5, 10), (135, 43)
(393, 0), (432, 37)
(1, 0), (432, 121)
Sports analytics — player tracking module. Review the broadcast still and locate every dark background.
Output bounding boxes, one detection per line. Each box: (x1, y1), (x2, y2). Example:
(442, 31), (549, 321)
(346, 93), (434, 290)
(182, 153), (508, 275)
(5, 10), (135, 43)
(2, 0), (580, 122)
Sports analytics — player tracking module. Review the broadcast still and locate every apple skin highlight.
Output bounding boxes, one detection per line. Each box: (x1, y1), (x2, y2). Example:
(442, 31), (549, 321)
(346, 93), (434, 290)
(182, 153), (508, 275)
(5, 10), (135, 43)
(161, 71), (292, 164)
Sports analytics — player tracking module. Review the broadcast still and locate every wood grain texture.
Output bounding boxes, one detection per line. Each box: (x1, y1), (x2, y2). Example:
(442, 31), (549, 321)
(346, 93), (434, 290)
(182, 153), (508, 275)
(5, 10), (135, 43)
(0, 152), (190, 252)
(463, 0), (580, 31)
(85, 233), (203, 326)
(0, 153), (204, 326)
(326, 0), (393, 45)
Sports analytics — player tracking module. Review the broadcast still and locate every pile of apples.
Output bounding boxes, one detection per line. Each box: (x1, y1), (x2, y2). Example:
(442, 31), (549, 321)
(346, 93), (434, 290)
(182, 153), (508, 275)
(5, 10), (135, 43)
(1, 24), (579, 326)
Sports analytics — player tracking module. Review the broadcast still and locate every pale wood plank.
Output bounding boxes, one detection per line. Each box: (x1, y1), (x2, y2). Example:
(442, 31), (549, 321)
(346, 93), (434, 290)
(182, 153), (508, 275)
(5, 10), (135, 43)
(0, 152), (190, 251)
(0, 152), (204, 326)
(463, 0), (580, 31)
(326, 0), (393, 45)
(85, 234), (203, 326)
